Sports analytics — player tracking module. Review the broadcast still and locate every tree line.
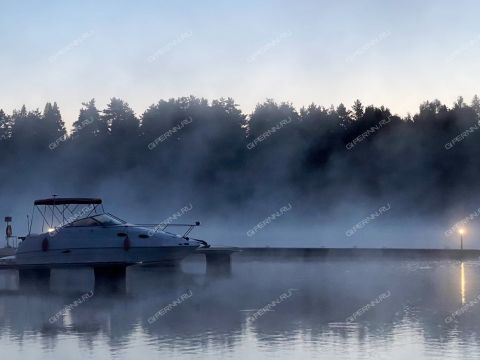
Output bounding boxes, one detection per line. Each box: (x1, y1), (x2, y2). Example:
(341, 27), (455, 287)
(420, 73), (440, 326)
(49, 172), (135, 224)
(1, 95), (479, 217)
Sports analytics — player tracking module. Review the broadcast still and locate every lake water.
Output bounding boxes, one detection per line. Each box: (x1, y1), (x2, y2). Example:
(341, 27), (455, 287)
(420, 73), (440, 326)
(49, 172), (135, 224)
(1, 256), (480, 359)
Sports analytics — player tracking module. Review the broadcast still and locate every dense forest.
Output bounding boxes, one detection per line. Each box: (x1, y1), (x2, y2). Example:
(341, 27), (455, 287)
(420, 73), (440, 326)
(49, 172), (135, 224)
(1, 96), (480, 223)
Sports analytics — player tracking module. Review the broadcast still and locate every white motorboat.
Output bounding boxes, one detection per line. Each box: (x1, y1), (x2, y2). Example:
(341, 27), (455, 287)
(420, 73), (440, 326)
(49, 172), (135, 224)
(14, 197), (207, 268)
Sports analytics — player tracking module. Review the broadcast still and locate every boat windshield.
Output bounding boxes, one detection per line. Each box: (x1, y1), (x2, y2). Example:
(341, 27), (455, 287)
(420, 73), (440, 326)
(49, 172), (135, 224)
(92, 214), (126, 225)
(68, 213), (126, 227)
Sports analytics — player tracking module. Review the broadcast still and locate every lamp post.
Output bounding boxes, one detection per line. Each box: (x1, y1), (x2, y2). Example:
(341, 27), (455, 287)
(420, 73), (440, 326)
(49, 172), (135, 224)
(459, 229), (464, 250)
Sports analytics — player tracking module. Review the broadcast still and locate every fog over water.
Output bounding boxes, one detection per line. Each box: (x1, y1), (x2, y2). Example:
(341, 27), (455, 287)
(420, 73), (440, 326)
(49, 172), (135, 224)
(1, 257), (480, 360)
(2, 96), (480, 249)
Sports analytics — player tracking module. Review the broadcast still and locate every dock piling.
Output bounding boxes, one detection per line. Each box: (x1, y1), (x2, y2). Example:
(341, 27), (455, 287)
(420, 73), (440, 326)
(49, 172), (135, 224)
(93, 266), (127, 293)
(195, 248), (240, 275)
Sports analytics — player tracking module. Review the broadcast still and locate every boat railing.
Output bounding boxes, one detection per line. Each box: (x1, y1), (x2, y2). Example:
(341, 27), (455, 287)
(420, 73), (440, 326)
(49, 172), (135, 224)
(129, 222), (209, 247)
(132, 222), (200, 236)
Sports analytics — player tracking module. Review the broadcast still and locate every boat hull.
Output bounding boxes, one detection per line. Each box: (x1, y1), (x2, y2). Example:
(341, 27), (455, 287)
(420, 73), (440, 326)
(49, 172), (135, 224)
(15, 245), (197, 267)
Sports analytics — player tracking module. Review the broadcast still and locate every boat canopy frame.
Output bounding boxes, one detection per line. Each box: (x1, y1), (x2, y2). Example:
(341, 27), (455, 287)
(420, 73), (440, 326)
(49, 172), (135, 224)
(29, 197), (104, 234)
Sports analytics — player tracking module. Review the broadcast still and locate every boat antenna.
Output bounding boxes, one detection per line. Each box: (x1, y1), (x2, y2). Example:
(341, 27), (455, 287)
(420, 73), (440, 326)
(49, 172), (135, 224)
(51, 194), (58, 228)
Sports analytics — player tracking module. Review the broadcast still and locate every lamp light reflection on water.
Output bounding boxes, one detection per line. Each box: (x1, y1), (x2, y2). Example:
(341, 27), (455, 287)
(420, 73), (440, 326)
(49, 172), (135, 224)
(461, 262), (466, 305)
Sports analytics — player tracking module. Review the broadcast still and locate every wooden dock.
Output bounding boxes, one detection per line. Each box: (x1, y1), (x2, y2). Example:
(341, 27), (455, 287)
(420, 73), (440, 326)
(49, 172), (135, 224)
(0, 247), (242, 288)
(1, 247), (478, 283)
(195, 247), (241, 274)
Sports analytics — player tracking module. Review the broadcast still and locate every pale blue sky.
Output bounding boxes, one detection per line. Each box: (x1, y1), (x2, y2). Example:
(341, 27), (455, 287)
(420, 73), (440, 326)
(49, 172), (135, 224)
(1, 0), (479, 128)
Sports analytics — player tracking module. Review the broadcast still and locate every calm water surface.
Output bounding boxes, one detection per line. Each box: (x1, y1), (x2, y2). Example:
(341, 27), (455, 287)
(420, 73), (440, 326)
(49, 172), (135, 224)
(0, 256), (479, 359)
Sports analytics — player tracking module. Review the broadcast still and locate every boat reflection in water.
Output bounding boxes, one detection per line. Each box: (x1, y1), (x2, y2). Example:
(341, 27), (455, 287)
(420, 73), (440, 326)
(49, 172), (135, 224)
(1, 257), (480, 359)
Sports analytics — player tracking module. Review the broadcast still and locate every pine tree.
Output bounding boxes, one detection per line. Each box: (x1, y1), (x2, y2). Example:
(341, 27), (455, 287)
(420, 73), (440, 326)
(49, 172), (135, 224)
(471, 95), (480, 117)
(72, 99), (107, 138)
(352, 99), (364, 121)
(454, 96), (465, 109)
(336, 103), (352, 127)
(0, 109), (12, 140)
(102, 98), (139, 137)
(43, 102), (66, 140)
(11, 105), (31, 139)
